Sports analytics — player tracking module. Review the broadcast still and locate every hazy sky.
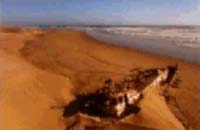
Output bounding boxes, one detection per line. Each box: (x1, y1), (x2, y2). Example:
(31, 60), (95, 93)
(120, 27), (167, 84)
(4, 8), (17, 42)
(0, 0), (200, 25)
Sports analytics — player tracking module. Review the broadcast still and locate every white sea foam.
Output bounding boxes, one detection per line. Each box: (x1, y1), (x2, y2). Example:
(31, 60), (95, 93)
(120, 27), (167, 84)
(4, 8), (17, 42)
(76, 26), (200, 64)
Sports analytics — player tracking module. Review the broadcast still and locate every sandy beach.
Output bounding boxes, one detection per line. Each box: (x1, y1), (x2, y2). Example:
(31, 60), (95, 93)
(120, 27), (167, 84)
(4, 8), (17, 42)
(0, 27), (200, 130)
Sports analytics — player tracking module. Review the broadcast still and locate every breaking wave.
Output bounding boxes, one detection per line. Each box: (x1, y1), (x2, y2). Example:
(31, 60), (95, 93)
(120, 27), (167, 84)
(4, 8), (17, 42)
(80, 26), (200, 64)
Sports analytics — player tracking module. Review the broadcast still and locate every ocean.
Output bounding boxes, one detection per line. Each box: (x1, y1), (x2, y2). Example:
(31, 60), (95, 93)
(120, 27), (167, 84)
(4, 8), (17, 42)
(75, 26), (200, 64)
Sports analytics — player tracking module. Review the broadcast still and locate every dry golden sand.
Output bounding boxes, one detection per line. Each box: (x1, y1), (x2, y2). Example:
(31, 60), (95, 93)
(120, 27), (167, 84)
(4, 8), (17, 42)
(0, 27), (200, 130)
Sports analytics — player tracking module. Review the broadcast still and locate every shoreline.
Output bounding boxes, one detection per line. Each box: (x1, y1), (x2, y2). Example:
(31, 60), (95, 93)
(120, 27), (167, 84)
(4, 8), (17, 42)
(85, 30), (200, 65)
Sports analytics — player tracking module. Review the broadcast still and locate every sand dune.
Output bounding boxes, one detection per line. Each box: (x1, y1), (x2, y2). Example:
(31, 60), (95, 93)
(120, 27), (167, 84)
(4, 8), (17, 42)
(0, 28), (200, 130)
(0, 50), (74, 130)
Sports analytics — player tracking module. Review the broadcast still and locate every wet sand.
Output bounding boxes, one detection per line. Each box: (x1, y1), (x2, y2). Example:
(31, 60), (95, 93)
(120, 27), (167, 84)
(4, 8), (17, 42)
(0, 27), (200, 130)
(86, 29), (200, 64)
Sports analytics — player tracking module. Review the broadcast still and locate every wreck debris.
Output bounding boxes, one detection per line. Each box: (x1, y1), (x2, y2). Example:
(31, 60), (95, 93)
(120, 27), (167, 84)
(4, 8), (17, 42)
(170, 78), (181, 88)
(64, 65), (178, 119)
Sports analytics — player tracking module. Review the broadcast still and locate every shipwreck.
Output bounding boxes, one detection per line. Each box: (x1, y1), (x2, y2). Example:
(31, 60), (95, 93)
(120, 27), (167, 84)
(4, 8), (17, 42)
(63, 65), (178, 118)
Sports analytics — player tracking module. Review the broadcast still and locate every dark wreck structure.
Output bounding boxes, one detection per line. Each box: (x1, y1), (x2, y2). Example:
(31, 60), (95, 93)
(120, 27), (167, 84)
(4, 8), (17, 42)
(63, 65), (178, 119)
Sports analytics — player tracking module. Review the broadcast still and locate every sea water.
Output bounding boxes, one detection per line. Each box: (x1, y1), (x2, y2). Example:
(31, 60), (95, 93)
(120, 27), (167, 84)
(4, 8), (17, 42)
(81, 26), (200, 64)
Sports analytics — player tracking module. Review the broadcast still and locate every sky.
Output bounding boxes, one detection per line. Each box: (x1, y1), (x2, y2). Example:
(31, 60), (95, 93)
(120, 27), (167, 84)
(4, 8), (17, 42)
(0, 0), (200, 25)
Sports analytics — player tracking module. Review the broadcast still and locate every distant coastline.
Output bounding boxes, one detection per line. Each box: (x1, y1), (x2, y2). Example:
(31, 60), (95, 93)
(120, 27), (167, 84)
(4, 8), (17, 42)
(1, 23), (200, 29)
